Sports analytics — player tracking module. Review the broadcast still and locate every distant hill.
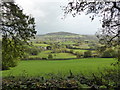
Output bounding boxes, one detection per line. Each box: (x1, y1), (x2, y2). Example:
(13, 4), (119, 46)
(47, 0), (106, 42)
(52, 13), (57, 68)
(44, 31), (79, 36)
(36, 32), (98, 42)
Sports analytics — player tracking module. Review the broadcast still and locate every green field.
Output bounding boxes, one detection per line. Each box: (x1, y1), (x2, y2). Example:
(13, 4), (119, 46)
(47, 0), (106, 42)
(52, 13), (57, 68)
(53, 53), (76, 59)
(29, 50), (76, 59)
(34, 43), (50, 47)
(69, 49), (88, 53)
(2, 58), (116, 77)
(29, 50), (51, 58)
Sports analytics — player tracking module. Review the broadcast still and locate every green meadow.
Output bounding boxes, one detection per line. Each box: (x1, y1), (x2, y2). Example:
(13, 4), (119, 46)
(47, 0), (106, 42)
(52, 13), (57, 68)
(2, 58), (116, 77)
(30, 52), (76, 59)
(33, 43), (50, 47)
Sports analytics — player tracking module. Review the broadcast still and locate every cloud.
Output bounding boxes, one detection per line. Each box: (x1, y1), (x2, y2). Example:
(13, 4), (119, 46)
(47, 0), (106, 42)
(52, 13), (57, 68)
(15, 0), (101, 35)
(33, 9), (46, 18)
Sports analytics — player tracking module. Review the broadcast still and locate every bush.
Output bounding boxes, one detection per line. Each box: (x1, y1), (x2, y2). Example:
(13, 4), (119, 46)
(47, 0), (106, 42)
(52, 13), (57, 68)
(84, 51), (92, 58)
(2, 68), (120, 89)
(100, 49), (117, 58)
(70, 50), (74, 54)
(31, 50), (38, 55)
(41, 57), (48, 60)
(24, 46), (40, 56)
(48, 54), (53, 59)
(22, 53), (29, 59)
(76, 55), (82, 58)
(75, 52), (83, 58)
(2, 77), (80, 89)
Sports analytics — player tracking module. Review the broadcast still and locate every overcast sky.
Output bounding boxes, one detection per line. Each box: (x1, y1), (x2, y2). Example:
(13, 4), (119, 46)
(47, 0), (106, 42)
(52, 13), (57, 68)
(15, 0), (101, 35)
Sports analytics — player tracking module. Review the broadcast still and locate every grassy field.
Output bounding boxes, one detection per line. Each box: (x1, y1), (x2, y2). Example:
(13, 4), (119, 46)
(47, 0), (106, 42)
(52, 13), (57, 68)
(33, 43), (50, 47)
(2, 58), (116, 77)
(73, 44), (90, 49)
(29, 50), (51, 58)
(60, 41), (76, 45)
(53, 53), (76, 59)
(69, 49), (88, 53)
(29, 50), (77, 59)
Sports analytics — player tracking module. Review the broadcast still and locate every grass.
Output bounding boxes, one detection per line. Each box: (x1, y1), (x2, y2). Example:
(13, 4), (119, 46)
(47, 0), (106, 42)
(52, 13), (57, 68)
(2, 58), (116, 77)
(29, 50), (76, 59)
(33, 44), (50, 47)
(70, 49), (88, 53)
(60, 41), (76, 45)
(52, 53), (76, 59)
(73, 44), (90, 49)
(29, 50), (52, 58)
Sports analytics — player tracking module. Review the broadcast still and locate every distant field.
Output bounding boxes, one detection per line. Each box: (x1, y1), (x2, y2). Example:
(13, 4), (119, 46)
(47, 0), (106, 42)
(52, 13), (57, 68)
(29, 51), (76, 59)
(69, 49), (88, 53)
(33, 44), (50, 47)
(52, 53), (76, 59)
(2, 58), (116, 77)
(29, 50), (51, 58)
(73, 44), (90, 49)
(60, 41), (75, 45)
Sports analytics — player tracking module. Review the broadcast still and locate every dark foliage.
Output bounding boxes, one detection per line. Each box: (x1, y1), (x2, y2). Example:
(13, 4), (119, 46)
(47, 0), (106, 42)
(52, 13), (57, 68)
(1, 1), (36, 70)
(84, 51), (92, 58)
(2, 67), (120, 89)
(48, 54), (53, 59)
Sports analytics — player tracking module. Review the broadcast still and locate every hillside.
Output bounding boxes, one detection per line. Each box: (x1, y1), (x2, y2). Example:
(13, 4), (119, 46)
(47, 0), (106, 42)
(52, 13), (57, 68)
(45, 31), (79, 36)
(35, 32), (98, 42)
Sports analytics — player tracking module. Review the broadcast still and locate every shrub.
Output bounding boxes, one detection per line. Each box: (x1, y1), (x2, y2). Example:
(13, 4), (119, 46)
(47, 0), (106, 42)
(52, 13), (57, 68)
(70, 50), (74, 54)
(100, 48), (117, 58)
(84, 51), (92, 58)
(48, 54), (53, 59)
(24, 46), (40, 56)
(41, 57), (47, 60)
(75, 52), (83, 58)
(2, 68), (119, 89)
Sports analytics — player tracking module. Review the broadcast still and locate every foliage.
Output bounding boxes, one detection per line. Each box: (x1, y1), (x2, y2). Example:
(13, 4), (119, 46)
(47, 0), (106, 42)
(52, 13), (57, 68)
(2, 38), (21, 70)
(2, 67), (119, 89)
(100, 48), (117, 58)
(69, 49), (74, 54)
(75, 51), (83, 58)
(26, 46), (40, 56)
(84, 51), (92, 58)
(1, 2), (36, 70)
(48, 54), (53, 59)
(2, 76), (80, 89)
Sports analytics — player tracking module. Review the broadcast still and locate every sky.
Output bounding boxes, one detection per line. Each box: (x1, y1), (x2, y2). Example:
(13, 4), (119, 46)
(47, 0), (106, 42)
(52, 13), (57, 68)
(15, 0), (101, 35)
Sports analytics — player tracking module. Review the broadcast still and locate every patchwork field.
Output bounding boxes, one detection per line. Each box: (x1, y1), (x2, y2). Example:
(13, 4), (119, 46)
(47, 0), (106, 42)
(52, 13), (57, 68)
(69, 49), (88, 53)
(34, 43), (50, 47)
(2, 58), (116, 77)
(29, 50), (77, 59)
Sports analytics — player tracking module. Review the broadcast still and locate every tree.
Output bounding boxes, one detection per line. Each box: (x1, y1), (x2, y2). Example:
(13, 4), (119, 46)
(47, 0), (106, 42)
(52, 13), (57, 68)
(48, 54), (53, 59)
(75, 51), (83, 58)
(46, 46), (52, 50)
(63, 0), (120, 61)
(100, 48), (116, 58)
(1, 1), (36, 70)
(84, 51), (92, 58)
